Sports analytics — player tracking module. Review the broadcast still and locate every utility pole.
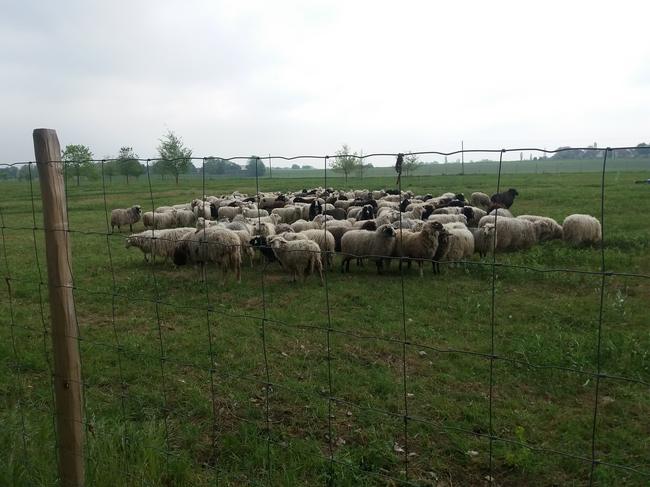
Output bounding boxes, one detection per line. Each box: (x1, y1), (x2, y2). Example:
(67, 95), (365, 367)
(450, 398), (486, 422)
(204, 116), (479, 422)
(461, 140), (465, 175)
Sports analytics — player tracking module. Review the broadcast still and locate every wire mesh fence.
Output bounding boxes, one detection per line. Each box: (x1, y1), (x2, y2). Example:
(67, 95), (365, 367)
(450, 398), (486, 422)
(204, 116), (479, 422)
(1, 134), (649, 486)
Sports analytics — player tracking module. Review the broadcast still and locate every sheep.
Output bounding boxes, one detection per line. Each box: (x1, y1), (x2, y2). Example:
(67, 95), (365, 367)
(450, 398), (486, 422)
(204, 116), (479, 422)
(340, 224), (397, 274)
(442, 224), (475, 264)
(471, 223), (497, 258)
(562, 214), (602, 246)
(259, 194), (288, 211)
(143, 210), (177, 230)
(268, 236), (323, 284)
(125, 227), (195, 262)
(427, 214), (468, 225)
(490, 188), (519, 209)
(249, 235), (278, 265)
(110, 205), (142, 233)
(192, 201), (212, 220)
(394, 221), (444, 277)
(155, 206), (175, 213)
(299, 229), (336, 268)
(243, 207), (269, 219)
(252, 221), (276, 237)
(488, 208), (514, 218)
(432, 227), (450, 274)
(232, 229), (255, 267)
(271, 206), (303, 224)
(517, 215), (563, 242)
(470, 192), (491, 210)
(291, 219), (319, 233)
(172, 203), (192, 211)
(175, 209), (196, 227)
(173, 227), (242, 284)
(217, 206), (243, 220)
(479, 216), (537, 252)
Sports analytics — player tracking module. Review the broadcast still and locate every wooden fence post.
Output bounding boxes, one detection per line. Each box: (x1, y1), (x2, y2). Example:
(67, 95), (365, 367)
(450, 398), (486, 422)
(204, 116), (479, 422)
(33, 128), (85, 487)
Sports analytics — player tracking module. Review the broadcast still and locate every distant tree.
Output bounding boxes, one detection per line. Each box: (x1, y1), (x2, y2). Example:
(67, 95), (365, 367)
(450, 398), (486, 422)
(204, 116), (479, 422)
(116, 146), (143, 184)
(635, 142), (650, 158)
(100, 157), (118, 183)
(246, 156), (267, 177)
(18, 164), (35, 181)
(403, 153), (424, 177)
(302, 165), (314, 170)
(62, 144), (95, 186)
(157, 130), (193, 184)
(291, 163), (301, 169)
(330, 144), (359, 183)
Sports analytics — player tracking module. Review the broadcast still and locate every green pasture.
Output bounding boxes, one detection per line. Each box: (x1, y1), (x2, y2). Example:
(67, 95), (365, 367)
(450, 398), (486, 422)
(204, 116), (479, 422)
(1, 170), (649, 486)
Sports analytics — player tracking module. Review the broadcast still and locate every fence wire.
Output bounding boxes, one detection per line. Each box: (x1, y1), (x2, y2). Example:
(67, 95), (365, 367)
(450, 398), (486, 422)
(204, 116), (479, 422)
(0, 145), (648, 486)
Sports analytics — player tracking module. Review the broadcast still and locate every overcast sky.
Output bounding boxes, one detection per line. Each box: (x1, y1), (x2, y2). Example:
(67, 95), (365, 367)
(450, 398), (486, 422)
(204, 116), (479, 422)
(1, 0), (649, 165)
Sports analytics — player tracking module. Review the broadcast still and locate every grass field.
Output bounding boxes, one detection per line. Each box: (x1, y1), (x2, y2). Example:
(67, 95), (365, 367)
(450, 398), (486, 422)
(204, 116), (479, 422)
(1, 169), (649, 486)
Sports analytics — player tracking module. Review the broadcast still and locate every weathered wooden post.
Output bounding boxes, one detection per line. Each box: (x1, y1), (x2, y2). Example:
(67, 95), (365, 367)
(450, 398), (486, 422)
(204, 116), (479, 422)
(33, 128), (85, 487)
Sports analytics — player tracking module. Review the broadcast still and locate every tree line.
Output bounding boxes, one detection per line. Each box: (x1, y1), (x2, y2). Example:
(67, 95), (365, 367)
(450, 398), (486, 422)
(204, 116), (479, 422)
(551, 142), (650, 159)
(0, 130), (268, 184)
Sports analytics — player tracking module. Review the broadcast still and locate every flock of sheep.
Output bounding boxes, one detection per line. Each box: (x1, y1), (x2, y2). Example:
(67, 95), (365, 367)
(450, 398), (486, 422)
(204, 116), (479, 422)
(110, 187), (602, 284)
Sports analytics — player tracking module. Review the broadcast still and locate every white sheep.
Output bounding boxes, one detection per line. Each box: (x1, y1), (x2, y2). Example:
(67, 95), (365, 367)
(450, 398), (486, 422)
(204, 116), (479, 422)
(173, 227), (242, 284)
(125, 227), (195, 262)
(479, 216), (537, 252)
(442, 224), (475, 263)
(517, 215), (563, 242)
(217, 206), (243, 220)
(470, 192), (491, 210)
(291, 219), (319, 232)
(427, 214), (468, 225)
(143, 210), (177, 230)
(562, 214), (601, 246)
(299, 229), (336, 268)
(471, 224), (497, 258)
(243, 207), (269, 219)
(340, 224), (397, 273)
(271, 206), (303, 224)
(110, 205), (142, 233)
(394, 221), (444, 277)
(175, 209), (196, 227)
(268, 236), (324, 284)
(488, 208), (514, 218)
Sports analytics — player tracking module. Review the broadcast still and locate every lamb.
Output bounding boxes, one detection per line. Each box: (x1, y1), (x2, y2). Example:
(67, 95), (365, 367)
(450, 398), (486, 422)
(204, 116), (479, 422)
(192, 200), (212, 220)
(299, 229), (336, 268)
(517, 215), (563, 242)
(490, 188), (519, 209)
(143, 210), (177, 230)
(173, 227), (242, 284)
(249, 235), (277, 264)
(268, 236), (324, 285)
(125, 227), (195, 262)
(110, 205), (142, 232)
(562, 214), (602, 246)
(394, 221), (444, 277)
(340, 224), (397, 274)
(470, 192), (491, 210)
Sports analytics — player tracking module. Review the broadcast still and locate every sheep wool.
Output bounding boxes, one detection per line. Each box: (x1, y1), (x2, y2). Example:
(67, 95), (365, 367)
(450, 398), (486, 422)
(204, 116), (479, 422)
(340, 224), (397, 273)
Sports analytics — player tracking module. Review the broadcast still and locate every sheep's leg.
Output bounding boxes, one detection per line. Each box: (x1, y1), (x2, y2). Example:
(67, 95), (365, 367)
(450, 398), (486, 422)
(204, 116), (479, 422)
(418, 261), (424, 278)
(129, 224), (133, 232)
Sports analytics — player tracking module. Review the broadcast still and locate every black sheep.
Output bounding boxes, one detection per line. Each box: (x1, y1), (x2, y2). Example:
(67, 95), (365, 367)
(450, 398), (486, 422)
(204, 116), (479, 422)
(308, 200), (323, 220)
(249, 236), (278, 265)
(357, 205), (374, 221)
(210, 203), (218, 219)
(490, 188), (518, 209)
(325, 208), (347, 220)
(432, 226), (450, 275)
(399, 198), (410, 212)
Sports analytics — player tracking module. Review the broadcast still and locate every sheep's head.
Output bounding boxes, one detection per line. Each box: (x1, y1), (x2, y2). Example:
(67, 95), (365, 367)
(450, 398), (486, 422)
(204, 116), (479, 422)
(508, 188), (519, 196)
(455, 193), (465, 202)
(378, 224), (396, 238)
(133, 205), (142, 215)
(462, 207), (475, 221)
(431, 221), (444, 232)
(209, 203), (218, 219)
(125, 237), (133, 249)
